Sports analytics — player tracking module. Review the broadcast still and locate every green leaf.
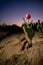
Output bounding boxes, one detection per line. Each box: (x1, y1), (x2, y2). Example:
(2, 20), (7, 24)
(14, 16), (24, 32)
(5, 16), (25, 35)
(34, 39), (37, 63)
(24, 25), (35, 40)
(37, 22), (43, 33)
(23, 18), (35, 41)
(23, 18), (28, 25)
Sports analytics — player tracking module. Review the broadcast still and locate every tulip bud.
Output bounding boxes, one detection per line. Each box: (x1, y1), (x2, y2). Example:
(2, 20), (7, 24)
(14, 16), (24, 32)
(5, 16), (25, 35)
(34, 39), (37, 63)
(26, 13), (31, 19)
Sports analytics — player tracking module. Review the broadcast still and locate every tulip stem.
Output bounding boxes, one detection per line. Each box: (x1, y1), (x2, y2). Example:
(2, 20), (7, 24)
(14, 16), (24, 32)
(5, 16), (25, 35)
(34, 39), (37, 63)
(28, 19), (29, 23)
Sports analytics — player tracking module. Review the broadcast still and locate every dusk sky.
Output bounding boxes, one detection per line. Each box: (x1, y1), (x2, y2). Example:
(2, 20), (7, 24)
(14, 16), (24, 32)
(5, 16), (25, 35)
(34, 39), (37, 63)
(0, 0), (43, 26)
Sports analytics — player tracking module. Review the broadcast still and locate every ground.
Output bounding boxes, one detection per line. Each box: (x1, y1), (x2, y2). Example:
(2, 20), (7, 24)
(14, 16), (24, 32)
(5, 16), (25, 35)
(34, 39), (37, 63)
(0, 32), (43, 65)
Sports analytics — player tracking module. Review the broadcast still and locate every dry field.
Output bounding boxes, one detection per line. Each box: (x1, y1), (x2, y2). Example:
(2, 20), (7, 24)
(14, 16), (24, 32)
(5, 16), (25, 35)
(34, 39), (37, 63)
(0, 32), (43, 65)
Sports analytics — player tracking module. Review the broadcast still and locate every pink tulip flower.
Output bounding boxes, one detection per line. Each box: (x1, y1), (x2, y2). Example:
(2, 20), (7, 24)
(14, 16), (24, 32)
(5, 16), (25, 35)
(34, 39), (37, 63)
(26, 13), (31, 19)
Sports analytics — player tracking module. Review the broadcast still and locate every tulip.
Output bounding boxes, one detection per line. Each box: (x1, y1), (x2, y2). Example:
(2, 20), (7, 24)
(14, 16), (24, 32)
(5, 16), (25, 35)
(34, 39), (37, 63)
(22, 13), (35, 50)
(26, 13), (31, 19)
(26, 13), (31, 23)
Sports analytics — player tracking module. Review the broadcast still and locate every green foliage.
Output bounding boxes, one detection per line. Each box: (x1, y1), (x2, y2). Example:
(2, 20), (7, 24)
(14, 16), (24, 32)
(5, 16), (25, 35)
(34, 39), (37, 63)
(24, 24), (35, 40)
(28, 21), (33, 29)
(23, 18), (35, 40)
(23, 18), (43, 43)
(37, 22), (43, 33)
